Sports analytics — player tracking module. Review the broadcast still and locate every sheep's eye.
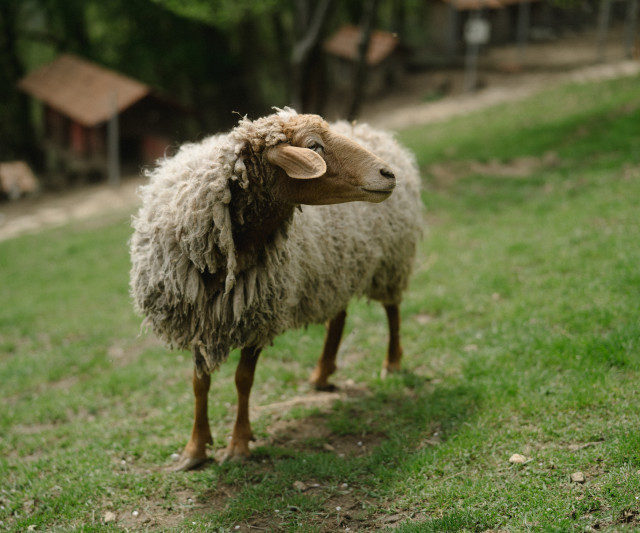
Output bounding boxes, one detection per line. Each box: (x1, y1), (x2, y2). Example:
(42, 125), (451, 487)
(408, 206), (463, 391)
(308, 142), (324, 155)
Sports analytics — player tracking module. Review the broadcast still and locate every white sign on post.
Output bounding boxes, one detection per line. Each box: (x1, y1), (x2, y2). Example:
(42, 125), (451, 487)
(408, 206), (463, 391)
(464, 17), (491, 45)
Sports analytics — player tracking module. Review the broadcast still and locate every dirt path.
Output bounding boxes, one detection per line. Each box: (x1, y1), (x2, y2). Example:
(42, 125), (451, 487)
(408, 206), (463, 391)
(0, 176), (144, 241)
(366, 60), (640, 131)
(1, 38), (638, 242)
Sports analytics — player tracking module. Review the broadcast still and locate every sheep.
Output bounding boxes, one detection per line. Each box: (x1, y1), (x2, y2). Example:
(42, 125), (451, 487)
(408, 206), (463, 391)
(129, 108), (422, 470)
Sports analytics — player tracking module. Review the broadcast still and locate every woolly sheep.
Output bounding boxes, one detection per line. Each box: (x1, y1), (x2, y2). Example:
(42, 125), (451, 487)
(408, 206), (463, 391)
(129, 108), (422, 470)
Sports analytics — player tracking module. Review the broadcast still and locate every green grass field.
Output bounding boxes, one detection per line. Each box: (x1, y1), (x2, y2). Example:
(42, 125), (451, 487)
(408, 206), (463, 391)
(2, 74), (640, 531)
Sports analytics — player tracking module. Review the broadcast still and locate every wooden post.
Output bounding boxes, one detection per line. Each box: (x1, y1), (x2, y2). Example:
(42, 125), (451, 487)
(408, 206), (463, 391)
(624, 0), (639, 58)
(517, 0), (531, 63)
(464, 40), (480, 92)
(447, 3), (459, 59)
(107, 91), (120, 187)
(464, 10), (489, 93)
(596, 0), (612, 62)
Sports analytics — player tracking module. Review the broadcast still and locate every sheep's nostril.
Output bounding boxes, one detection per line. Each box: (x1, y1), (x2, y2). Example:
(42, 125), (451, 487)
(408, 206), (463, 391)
(380, 168), (395, 180)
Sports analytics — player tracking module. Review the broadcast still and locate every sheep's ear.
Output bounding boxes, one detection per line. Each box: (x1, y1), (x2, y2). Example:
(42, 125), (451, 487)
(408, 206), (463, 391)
(266, 144), (326, 179)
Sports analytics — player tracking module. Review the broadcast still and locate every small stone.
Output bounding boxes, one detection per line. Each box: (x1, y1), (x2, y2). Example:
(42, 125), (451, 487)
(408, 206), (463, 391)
(336, 506), (342, 511)
(293, 481), (307, 491)
(341, 483), (349, 488)
(132, 510), (139, 517)
(104, 511), (116, 523)
(509, 453), (528, 464)
(571, 471), (585, 483)
(414, 314), (433, 325)
(357, 441), (363, 447)
(170, 453), (180, 461)
(23, 499), (35, 512)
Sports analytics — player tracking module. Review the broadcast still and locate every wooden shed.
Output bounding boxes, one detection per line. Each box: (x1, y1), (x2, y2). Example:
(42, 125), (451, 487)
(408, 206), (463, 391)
(18, 54), (187, 181)
(324, 25), (402, 96)
(426, 0), (543, 58)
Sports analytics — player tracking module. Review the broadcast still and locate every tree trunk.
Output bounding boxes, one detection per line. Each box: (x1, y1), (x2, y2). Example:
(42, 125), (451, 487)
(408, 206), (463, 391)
(272, 12), (292, 103)
(0, 0), (37, 161)
(391, 0), (406, 42)
(347, 0), (379, 121)
(290, 0), (333, 112)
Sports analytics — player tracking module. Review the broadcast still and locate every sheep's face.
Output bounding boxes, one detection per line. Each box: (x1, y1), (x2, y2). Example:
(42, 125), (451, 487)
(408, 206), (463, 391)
(267, 115), (396, 205)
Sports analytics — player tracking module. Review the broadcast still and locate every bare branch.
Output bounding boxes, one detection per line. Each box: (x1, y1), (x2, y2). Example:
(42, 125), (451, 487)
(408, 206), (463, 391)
(291, 0), (332, 65)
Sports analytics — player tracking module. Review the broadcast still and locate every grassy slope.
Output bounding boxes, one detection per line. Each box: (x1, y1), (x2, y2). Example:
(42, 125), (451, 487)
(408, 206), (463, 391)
(1, 74), (640, 531)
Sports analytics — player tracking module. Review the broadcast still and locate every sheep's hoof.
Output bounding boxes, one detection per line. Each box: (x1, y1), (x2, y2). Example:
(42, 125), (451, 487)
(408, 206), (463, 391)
(220, 440), (251, 463)
(380, 364), (401, 380)
(168, 452), (209, 472)
(312, 381), (339, 392)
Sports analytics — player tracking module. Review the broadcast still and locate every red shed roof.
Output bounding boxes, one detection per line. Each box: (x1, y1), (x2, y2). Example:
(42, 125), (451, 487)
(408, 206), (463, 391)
(18, 54), (150, 127)
(324, 25), (399, 66)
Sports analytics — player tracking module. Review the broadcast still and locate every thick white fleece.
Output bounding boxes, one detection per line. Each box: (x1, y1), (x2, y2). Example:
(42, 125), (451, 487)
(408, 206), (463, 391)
(129, 110), (422, 374)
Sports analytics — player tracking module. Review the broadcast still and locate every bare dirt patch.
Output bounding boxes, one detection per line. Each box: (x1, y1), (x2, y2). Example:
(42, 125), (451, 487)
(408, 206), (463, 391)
(254, 378), (369, 417)
(100, 488), (204, 531)
(259, 413), (385, 459)
(107, 334), (165, 367)
(427, 151), (560, 187)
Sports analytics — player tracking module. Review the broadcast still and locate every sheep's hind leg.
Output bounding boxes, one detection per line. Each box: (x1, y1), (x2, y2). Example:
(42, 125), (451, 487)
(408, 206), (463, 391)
(310, 309), (347, 391)
(221, 346), (262, 462)
(171, 368), (213, 471)
(381, 303), (403, 378)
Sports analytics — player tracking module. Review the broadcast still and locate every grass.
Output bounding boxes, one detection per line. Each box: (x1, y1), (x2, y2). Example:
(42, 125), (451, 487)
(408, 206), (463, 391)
(2, 73), (640, 531)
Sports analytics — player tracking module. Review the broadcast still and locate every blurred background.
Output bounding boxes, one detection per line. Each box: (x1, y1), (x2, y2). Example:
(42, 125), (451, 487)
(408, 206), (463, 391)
(2, 2), (640, 530)
(0, 0), (638, 200)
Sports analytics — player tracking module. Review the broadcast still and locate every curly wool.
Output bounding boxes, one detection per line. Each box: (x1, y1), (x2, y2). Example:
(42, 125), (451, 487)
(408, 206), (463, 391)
(129, 110), (423, 375)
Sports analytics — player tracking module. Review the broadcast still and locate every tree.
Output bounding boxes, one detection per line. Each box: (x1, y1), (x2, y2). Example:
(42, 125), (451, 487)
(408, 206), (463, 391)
(151, 0), (336, 113)
(0, 0), (36, 160)
(347, 0), (379, 121)
(289, 0), (334, 112)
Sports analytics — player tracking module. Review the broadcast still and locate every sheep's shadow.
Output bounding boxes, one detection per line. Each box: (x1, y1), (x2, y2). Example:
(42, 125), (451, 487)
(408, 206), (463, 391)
(201, 370), (479, 521)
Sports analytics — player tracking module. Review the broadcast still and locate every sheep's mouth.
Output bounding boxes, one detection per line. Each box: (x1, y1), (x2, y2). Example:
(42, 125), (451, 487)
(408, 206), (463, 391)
(362, 188), (394, 195)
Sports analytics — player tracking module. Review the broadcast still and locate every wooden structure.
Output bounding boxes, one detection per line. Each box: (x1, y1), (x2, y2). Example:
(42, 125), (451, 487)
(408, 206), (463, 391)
(425, 0), (543, 59)
(18, 54), (186, 181)
(324, 25), (401, 96)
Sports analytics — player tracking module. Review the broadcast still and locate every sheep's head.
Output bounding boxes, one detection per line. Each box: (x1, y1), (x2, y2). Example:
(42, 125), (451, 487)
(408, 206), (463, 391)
(265, 113), (396, 205)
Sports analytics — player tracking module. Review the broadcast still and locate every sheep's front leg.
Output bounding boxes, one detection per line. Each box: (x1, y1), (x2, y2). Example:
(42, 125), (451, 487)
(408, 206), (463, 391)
(222, 346), (262, 462)
(381, 303), (403, 378)
(309, 309), (347, 391)
(171, 368), (213, 471)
